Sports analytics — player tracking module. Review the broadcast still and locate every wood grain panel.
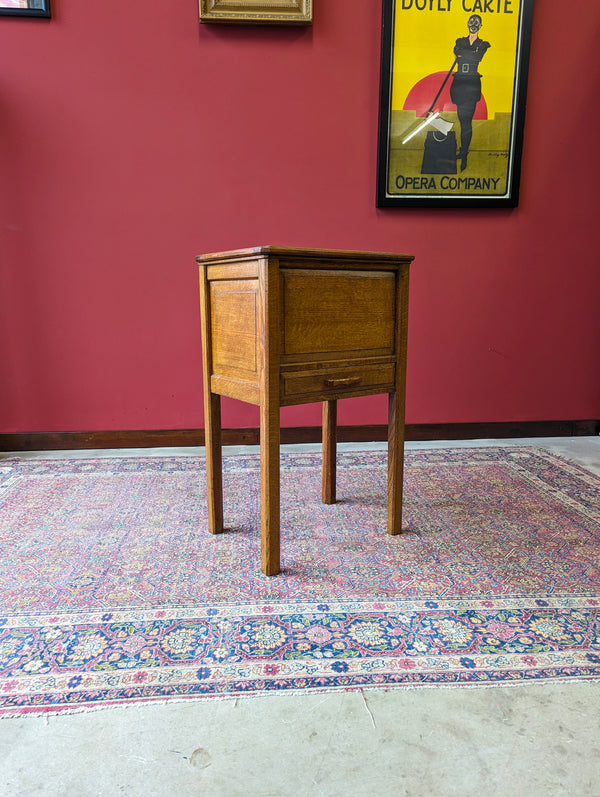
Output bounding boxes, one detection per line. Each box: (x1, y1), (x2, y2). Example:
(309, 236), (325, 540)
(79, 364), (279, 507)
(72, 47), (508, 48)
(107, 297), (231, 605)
(210, 375), (260, 404)
(282, 270), (395, 356)
(206, 262), (259, 281)
(210, 280), (258, 381)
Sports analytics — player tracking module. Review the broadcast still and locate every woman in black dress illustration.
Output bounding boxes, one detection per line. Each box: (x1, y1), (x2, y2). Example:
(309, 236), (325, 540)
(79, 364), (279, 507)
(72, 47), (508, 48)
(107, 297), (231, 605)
(450, 15), (490, 171)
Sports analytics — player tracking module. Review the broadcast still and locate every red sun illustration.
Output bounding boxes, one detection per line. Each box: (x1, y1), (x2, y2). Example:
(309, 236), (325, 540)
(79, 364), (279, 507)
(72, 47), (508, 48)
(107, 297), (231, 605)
(403, 72), (488, 119)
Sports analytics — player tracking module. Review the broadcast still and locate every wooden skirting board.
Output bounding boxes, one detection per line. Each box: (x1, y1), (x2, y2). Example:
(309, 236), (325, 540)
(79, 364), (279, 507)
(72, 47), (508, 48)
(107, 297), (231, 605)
(0, 420), (598, 452)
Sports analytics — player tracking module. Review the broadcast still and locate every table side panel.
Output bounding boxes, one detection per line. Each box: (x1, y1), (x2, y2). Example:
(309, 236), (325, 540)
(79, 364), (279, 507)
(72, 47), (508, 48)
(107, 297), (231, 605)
(209, 279), (259, 386)
(210, 375), (260, 405)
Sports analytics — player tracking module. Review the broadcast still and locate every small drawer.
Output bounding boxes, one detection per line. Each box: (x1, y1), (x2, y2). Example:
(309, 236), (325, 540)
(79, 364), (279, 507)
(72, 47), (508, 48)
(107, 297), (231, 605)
(282, 363), (395, 401)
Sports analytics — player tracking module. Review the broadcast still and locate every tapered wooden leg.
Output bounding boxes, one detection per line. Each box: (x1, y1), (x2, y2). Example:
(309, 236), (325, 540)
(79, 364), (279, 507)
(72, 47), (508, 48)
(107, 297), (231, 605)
(322, 399), (337, 504)
(260, 399), (281, 576)
(205, 392), (223, 534)
(387, 391), (405, 535)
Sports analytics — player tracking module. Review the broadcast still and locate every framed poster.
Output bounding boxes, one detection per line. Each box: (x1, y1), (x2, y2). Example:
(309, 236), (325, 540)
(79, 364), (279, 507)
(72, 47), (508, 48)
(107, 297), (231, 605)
(0, 0), (50, 17)
(377, 0), (534, 207)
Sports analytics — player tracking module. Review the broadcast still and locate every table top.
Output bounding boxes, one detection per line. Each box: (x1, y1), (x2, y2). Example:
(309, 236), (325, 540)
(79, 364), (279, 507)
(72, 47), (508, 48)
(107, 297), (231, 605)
(197, 245), (415, 265)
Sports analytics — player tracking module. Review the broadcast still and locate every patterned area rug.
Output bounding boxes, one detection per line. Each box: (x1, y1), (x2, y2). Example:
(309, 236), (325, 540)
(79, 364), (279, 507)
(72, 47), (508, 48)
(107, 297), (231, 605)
(0, 447), (599, 716)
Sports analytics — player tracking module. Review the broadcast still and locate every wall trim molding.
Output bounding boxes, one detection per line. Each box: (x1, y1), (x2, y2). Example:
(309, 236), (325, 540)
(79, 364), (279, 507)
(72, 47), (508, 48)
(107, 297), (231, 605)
(1, 420), (598, 452)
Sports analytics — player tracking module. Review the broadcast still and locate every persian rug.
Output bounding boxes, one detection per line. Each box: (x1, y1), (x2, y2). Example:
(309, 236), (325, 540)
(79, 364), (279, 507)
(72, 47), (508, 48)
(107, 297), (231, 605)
(0, 447), (599, 717)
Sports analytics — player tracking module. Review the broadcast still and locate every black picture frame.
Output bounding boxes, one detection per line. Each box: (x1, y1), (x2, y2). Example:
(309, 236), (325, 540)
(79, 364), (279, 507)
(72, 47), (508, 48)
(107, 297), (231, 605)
(0, 0), (50, 17)
(377, 0), (534, 208)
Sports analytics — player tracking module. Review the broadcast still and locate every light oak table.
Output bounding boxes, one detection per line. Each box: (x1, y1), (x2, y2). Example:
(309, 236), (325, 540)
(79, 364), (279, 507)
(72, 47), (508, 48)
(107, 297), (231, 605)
(197, 246), (414, 576)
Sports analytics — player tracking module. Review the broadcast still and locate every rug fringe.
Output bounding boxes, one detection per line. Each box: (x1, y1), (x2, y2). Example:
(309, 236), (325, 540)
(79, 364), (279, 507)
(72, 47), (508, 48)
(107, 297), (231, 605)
(3, 676), (599, 722)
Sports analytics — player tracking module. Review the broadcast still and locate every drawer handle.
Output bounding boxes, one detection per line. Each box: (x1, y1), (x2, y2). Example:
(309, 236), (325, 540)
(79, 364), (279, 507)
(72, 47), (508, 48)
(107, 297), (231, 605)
(324, 376), (361, 388)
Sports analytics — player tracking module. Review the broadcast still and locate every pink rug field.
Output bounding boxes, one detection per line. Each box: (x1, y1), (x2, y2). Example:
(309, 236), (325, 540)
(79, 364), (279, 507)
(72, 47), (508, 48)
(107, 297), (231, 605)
(0, 447), (599, 716)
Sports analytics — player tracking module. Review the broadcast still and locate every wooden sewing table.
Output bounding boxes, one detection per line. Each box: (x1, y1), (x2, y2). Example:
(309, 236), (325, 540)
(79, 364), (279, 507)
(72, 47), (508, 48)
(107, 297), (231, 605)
(197, 246), (414, 576)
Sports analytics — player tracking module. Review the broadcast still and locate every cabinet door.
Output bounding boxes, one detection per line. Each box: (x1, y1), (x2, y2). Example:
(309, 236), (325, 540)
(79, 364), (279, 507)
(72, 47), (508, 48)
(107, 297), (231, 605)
(281, 269), (397, 361)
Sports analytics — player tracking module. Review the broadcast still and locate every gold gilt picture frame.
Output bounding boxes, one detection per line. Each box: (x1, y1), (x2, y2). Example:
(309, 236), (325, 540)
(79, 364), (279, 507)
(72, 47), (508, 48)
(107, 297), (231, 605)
(200, 0), (312, 25)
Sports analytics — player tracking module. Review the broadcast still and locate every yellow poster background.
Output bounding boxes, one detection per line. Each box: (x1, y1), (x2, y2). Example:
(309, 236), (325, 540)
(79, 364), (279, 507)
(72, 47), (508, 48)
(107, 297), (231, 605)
(392, 1), (522, 117)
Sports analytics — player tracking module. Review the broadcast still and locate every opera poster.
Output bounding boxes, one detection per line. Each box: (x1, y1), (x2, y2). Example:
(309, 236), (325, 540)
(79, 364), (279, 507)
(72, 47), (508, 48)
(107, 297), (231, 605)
(377, 0), (534, 207)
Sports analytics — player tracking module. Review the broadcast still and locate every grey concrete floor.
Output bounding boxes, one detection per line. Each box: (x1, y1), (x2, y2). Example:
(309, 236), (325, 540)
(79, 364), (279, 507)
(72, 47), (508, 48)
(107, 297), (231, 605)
(1, 437), (599, 797)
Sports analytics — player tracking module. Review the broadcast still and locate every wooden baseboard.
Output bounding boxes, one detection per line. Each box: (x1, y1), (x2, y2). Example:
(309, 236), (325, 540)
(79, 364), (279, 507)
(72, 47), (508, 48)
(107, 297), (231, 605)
(0, 420), (598, 452)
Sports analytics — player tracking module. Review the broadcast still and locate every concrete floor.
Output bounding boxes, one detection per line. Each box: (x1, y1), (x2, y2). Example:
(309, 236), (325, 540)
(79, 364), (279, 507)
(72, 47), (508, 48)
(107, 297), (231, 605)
(1, 437), (599, 797)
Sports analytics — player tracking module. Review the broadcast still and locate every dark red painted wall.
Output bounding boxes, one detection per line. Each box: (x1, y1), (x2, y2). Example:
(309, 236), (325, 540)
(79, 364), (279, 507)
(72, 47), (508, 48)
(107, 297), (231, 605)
(1, 0), (599, 434)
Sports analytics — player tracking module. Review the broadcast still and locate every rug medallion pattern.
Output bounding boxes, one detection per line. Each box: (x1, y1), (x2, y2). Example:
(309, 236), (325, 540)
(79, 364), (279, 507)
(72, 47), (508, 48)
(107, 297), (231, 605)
(0, 448), (599, 715)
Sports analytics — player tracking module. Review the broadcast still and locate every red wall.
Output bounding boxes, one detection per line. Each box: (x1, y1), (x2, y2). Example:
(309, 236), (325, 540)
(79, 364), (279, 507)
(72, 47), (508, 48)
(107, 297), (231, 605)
(1, 0), (599, 434)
